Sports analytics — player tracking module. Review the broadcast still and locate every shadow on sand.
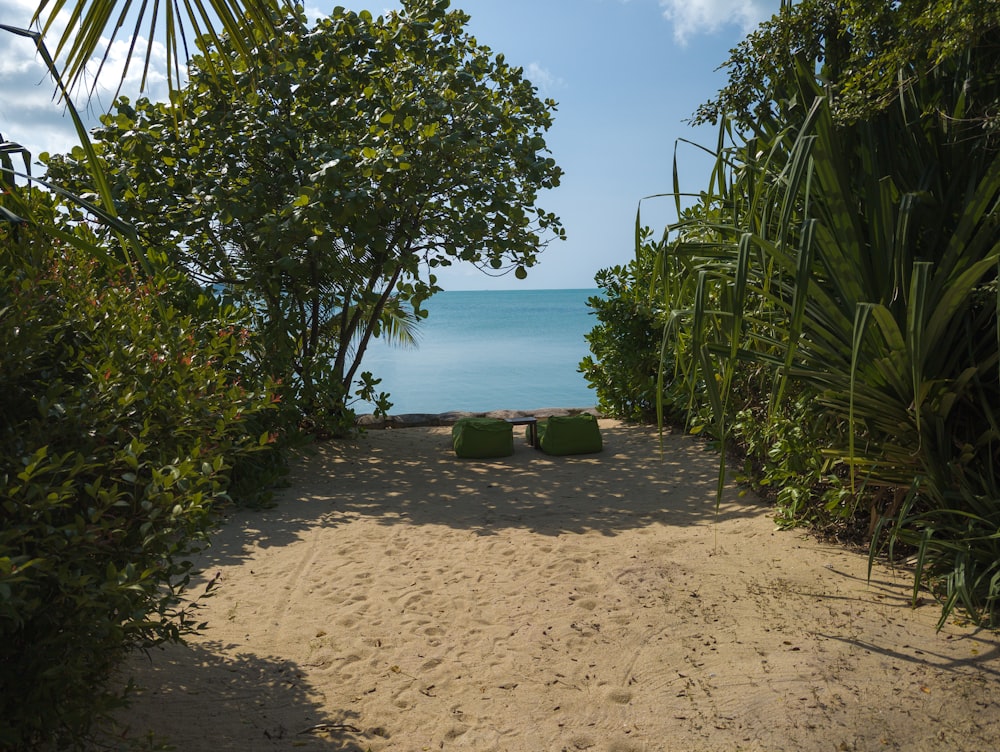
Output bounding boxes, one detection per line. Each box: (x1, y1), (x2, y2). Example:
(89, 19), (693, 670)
(117, 422), (745, 749)
(109, 421), (1000, 749)
(204, 422), (765, 570)
(107, 641), (375, 751)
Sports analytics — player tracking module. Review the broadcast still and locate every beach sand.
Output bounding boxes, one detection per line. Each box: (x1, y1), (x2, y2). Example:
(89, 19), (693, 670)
(111, 419), (1000, 751)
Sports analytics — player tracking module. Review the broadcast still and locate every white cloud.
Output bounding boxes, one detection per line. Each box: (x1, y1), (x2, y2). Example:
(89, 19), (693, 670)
(659, 0), (779, 45)
(95, 35), (171, 99)
(525, 62), (564, 96)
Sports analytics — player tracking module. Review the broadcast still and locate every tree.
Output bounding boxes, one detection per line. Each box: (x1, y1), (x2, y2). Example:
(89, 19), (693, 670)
(47, 1), (564, 432)
(693, 0), (1000, 131)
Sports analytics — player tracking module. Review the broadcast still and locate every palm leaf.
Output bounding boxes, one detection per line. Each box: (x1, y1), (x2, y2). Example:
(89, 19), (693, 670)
(29, 0), (282, 99)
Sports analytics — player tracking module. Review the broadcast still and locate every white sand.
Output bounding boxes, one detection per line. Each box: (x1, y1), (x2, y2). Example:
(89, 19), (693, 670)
(112, 420), (1000, 751)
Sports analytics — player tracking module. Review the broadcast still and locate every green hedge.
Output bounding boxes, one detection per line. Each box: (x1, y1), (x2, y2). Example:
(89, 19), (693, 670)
(580, 233), (673, 423)
(0, 225), (280, 748)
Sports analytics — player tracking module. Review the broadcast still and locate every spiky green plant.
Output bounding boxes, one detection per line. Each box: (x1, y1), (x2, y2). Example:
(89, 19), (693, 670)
(656, 53), (1000, 625)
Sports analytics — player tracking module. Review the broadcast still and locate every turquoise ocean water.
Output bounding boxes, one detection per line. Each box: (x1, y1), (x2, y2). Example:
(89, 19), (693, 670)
(358, 288), (599, 414)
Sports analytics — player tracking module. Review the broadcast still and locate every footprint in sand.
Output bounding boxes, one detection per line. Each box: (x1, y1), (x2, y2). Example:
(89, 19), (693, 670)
(607, 689), (633, 704)
(335, 653), (363, 680)
(420, 657), (443, 671)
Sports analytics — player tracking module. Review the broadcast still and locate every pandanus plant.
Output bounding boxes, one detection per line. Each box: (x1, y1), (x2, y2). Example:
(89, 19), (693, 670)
(656, 55), (1000, 625)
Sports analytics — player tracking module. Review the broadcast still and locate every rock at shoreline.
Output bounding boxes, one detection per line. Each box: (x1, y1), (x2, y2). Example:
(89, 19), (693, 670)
(355, 407), (601, 429)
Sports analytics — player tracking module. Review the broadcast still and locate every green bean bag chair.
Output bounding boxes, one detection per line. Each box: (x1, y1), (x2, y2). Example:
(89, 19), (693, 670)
(452, 418), (514, 458)
(537, 414), (602, 455)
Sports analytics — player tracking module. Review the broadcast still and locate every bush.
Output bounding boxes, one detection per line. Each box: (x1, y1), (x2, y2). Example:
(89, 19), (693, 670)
(0, 222), (280, 749)
(652, 48), (1000, 625)
(580, 231), (671, 423)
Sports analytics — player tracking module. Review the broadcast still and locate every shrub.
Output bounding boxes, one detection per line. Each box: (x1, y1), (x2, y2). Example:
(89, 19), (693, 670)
(580, 231), (672, 423)
(0, 222), (279, 748)
(654, 53), (1000, 625)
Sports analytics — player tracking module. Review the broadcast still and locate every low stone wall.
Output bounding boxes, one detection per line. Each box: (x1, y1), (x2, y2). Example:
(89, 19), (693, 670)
(355, 406), (602, 429)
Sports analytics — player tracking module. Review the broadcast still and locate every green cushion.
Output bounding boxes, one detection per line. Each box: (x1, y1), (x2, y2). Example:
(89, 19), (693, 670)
(538, 414), (602, 455)
(452, 418), (514, 458)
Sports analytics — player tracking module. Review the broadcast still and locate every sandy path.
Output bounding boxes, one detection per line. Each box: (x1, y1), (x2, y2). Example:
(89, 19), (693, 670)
(112, 420), (1000, 751)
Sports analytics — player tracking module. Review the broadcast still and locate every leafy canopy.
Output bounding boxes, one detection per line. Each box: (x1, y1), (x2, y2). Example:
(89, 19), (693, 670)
(46, 1), (564, 432)
(694, 0), (1000, 129)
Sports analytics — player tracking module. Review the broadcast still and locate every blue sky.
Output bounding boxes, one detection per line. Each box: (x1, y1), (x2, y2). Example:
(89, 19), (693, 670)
(1, 0), (781, 289)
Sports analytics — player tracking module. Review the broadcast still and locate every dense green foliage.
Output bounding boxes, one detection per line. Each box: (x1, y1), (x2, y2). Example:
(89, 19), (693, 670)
(584, 0), (1000, 624)
(0, 202), (280, 747)
(693, 0), (1000, 129)
(579, 230), (670, 423)
(643, 2), (1000, 625)
(45, 1), (564, 436)
(4, 3), (288, 746)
